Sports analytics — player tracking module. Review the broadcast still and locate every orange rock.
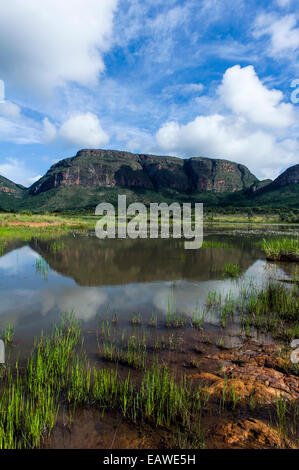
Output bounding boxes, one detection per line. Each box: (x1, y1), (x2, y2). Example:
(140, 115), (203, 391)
(213, 418), (293, 448)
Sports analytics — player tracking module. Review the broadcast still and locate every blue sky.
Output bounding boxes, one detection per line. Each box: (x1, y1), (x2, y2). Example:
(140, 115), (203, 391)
(0, 0), (298, 186)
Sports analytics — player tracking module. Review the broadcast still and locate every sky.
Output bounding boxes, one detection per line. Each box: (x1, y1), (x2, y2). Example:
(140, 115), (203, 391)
(0, 0), (298, 186)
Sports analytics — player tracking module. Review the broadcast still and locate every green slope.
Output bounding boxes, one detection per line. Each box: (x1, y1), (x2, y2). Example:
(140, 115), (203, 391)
(0, 175), (25, 211)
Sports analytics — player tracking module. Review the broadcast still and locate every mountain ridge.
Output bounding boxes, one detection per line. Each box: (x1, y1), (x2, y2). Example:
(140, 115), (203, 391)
(28, 149), (259, 196)
(0, 150), (298, 211)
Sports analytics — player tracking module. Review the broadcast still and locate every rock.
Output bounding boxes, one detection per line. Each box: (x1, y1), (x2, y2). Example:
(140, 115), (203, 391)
(212, 418), (292, 448)
(187, 348), (299, 404)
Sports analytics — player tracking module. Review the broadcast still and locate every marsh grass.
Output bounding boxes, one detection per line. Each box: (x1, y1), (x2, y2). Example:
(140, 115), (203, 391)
(260, 238), (299, 260)
(239, 282), (299, 342)
(131, 313), (142, 326)
(148, 313), (158, 328)
(222, 263), (240, 278)
(0, 313), (81, 449)
(269, 395), (299, 444)
(98, 326), (148, 370)
(165, 291), (187, 328)
(191, 310), (206, 329)
(2, 323), (15, 345)
(206, 290), (222, 307)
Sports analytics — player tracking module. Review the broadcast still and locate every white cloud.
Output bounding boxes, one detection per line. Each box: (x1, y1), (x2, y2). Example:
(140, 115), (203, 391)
(0, 115), (40, 144)
(156, 65), (299, 180)
(44, 112), (109, 148)
(27, 175), (43, 185)
(218, 65), (294, 128)
(276, 0), (292, 7)
(0, 158), (42, 187)
(0, 101), (21, 119)
(253, 13), (299, 56)
(163, 83), (204, 98)
(0, 0), (118, 93)
(42, 118), (58, 144)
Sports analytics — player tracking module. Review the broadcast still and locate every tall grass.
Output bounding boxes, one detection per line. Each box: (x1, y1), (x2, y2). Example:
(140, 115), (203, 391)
(222, 263), (240, 278)
(261, 238), (299, 260)
(239, 281), (299, 341)
(0, 314), (81, 449)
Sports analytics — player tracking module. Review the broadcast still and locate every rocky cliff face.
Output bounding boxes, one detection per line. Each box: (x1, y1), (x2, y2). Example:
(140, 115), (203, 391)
(0, 175), (25, 211)
(267, 164), (299, 189)
(29, 149), (258, 196)
(0, 175), (23, 196)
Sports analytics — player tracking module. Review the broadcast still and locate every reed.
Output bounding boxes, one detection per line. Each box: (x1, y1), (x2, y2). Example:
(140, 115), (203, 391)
(0, 314), (81, 449)
(222, 263), (240, 278)
(239, 281), (299, 341)
(260, 238), (299, 260)
(2, 323), (15, 345)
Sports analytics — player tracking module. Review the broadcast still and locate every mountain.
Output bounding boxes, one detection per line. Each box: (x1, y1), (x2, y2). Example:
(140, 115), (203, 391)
(29, 149), (258, 196)
(0, 175), (25, 211)
(261, 164), (299, 191)
(0, 150), (298, 212)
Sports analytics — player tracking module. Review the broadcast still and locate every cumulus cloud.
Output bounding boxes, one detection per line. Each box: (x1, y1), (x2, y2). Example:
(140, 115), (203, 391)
(156, 65), (299, 180)
(218, 65), (294, 128)
(43, 112), (109, 148)
(253, 13), (299, 56)
(0, 158), (42, 187)
(0, 0), (118, 93)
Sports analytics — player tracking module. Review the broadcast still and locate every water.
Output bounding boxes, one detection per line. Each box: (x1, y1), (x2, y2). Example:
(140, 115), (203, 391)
(0, 225), (298, 351)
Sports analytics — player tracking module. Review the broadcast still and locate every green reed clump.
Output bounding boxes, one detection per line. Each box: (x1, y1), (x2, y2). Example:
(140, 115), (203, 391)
(260, 238), (299, 260)
(222, 263), (240, 278)
(206, 290), (222, 307)
(0, 369), (58, 449)
(131, 313), (142, 326)
(95, 363), (207, 428)
(99, 330), (148, 370)
(220, 293), (236, 327)
(67, 357), (91, 406)
(0, 313), (81, 449)
(26, 313), (81, 393)
(2, 323), (15, 345)
(239, 281), (298, 342)
(191, 310), (206, 329)
(148, 313), (158, 328)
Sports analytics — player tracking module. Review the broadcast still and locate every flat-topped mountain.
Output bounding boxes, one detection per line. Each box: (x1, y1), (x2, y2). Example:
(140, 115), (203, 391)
(0, 150), (298, 211)
(29, 149), (258, 196)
